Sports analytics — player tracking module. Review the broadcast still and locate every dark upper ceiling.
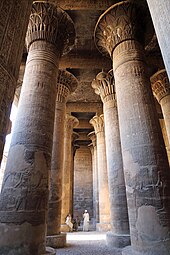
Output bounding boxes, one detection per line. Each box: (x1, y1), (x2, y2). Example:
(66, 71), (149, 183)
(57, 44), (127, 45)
(17, 0), (164, 145)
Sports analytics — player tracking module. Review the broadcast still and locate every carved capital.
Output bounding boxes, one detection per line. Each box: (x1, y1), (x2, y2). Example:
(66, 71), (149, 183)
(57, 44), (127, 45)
(151, 69), (170, 103)
(92, 69), (116, 104)
(65, 114), (79, 131)
(90, 114), (104, 134)
(72, 131), (79, 143)
(56, 70), (78, 102)
(94, 1), (152, 57)
(26, 2), (75, 55)
(87, 131), (96, 147)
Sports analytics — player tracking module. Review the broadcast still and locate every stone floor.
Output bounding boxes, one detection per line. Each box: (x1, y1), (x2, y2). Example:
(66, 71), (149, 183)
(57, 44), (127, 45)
(56, 232), (122, 255)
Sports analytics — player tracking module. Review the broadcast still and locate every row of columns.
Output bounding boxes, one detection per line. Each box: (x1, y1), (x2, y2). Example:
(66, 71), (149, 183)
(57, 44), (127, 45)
(0, 1), (170, 255)
(94, 1), (170, 255)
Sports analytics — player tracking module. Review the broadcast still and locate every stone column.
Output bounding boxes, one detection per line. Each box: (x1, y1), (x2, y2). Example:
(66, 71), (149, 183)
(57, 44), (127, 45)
(0, 2), (75, 255)
(70, 132), (79, 216)
(146, 1), (170, 80)
(88, 131), (99, 225)
(151, 69), (170, 161)
(95, 2), (170, 255)
(61, 114), (79, 232)
(0, 0), (33, 163)
(92, 70), (130, 249)
(47, 70), (78, 248)
(90, 115), (111, 231)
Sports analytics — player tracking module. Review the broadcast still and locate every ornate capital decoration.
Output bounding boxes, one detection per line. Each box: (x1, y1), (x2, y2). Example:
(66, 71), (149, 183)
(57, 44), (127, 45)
(92, 69), (116, 104)
(88, 131), (96, 147)
(150, 69), (170, 103)
(65, 114), (79, 131)
(94, 1), (153, 57)
(56, 70), (78, 102)
(90, 114), (104, 134)
(26, 2), (75, 55)
(72, 131), (79, 144)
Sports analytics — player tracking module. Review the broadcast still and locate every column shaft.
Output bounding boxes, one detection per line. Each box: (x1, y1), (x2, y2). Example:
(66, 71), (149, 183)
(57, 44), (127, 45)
(0, 0), (33, 162)
(147, 1), (170, 80)
(113, 40), (170, 254)
(0, 40), (59, 255)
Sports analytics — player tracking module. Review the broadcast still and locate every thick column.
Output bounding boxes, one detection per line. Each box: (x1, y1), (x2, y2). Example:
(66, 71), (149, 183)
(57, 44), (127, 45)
(146, 1), (170, 80)
(90, 115), (111, 231)
(0, 2), (75, 255)
(88, 132), (99, 225)
(47, 70), (78, 248)
(151, 69), (170, 161)
(92, 70), (130, 248)
(0, 0), (33, 163)
(95, 2), (170, 255)
(61, 114), (79, 232)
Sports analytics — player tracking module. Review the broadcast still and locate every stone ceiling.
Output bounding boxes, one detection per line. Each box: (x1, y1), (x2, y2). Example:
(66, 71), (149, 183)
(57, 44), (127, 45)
(16, 0), (164, 145)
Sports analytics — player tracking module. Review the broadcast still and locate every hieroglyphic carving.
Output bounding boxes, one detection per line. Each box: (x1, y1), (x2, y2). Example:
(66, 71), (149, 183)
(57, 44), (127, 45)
(94, 1), (153, 57)
(151, 69), (170, 103)
(26, 2), (75, 55)
(92, 70), (116, 104)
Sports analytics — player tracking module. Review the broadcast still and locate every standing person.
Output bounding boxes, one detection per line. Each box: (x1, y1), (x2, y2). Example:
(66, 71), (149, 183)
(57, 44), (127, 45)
(83, 210), (90, 231)
(65, 214), (73, 232)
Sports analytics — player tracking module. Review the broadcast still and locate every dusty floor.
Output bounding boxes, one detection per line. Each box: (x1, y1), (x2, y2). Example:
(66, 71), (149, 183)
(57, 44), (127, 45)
(56, 232), (122, 255)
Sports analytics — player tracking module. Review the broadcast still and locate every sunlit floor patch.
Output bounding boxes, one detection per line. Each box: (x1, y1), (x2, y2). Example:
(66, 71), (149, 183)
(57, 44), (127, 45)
(66, 231), (106, 241)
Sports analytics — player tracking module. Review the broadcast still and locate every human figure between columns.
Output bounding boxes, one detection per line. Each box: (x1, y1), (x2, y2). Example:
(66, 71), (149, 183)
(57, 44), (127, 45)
(95, 1), (170, 255)
(46, 70), (78, 248)
(0, 2), (75, 255)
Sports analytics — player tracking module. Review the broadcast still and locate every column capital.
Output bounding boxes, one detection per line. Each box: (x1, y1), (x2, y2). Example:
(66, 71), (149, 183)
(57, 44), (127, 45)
(87, 131), (96, 147)
(88, 143), (94, 154)
(89, 114), (104, 134)
(92, 70), (116, 104)
(65, 114), (79, 131)
(150, 69), (170, 103)
(26, 2), (75, 54)
(56, 70), (78, 102)
(94, 1), (153, 57)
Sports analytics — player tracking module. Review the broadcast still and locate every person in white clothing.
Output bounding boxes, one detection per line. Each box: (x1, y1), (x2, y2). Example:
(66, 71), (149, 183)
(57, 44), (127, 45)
(65, 213), (73, 232)
(83, 209), (90, 231)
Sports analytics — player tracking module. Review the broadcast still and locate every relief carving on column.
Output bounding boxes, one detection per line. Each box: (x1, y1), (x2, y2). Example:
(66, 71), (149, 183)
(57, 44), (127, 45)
(92, 69), (116, 105)
(94, 1), (153, 57)
(26, 2), (75, 54)
(151, 69), (170, 103)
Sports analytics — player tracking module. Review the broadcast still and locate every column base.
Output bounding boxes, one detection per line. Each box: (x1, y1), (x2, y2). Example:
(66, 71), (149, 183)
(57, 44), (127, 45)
(46, 233), (66, 248)
(106, 231), (130, 248)
(60, 224), (70, 232)
(44, 246), (56, 255)
(96, 223), (111, 232)
(122, 244), (170, 255)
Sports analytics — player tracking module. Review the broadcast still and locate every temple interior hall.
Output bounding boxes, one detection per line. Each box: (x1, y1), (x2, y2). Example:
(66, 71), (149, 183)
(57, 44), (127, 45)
(0, 0), (170, 255)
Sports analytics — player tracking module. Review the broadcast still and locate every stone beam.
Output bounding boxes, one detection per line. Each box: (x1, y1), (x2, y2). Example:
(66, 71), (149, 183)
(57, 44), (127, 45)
(60, 54), (112, 69)
(37, 0), (117, 10)
(66, 102), (103, 114)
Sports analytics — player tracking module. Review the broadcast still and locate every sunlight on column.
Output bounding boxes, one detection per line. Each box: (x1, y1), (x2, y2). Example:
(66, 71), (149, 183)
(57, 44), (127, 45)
(0, 103), (18, 192)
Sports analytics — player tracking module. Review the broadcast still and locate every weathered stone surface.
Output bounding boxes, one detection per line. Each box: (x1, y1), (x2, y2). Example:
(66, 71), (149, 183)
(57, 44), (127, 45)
(147, 0), (170, 80)
(90, 115), (111, 231)
(0, 0), (33, 163)
(61, 114), (79, 231)
(73, 145), (93, 222)
(47, 70), (78, 240)
(92, 70), (130, 248)
(151, 69), (170, 154)
(0, 2), (75, 254)
(95, 1), (170, 254)
(46, 233), (66, 248)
